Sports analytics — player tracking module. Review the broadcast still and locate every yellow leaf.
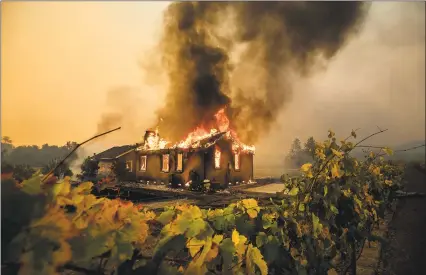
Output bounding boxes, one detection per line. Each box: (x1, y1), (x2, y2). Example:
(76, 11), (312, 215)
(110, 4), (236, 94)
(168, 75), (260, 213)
(187, 238), (205, 257)
(52, 240), (72, 266)
(331, 148), (343, 158)
(301, 163), (312, 172)
(246, 209), (258, 219)
(236, 235), (248, 256)
(193, 237), (213, 267)
(232, 229), (240, 246)
(331, 164), (342, 178)
(315, 142), (325, 149)
(290, 247), (298, 258)
(384, 179), (393, 186)
(369, 165), (380, 176)
(212, 234), (223, 244)
(181, 205), (203, 219)
(343, 189), (352, 197)
(382, 147), (394, 156)
(205, 243), (219, 262)
(315, 149), (326, 160)
(246, 244), (268, 275)
(241, 198), (258, 209)
(178, 266), (184, 273)
(328, 268), (338, 275)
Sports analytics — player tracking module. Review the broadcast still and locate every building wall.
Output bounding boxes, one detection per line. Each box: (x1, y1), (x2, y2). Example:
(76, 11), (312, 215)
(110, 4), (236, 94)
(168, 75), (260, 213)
(204, 139), (254, 185)
(135, 153), (171, 183)
(124, 139), (253, 185)
(117, 150), (138, 181)
(134, 150), (207, 184)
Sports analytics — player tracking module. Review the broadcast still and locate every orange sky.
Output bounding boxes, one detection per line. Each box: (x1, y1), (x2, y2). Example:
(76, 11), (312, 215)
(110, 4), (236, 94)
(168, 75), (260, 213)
(1, 2), (425, 157)
(1, 1), (169, 146)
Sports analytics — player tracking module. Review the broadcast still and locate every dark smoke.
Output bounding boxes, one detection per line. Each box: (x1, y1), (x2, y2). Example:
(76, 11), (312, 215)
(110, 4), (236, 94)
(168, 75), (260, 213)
(155, 2), (370, 143)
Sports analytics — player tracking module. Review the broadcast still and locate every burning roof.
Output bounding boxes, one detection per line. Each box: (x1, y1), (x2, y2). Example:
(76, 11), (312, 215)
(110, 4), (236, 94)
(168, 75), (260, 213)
(137, 108), (255, 154)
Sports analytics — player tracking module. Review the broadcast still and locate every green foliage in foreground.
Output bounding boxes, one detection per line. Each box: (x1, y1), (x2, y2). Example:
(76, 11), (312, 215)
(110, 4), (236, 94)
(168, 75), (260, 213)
(1, 129), (404, 275)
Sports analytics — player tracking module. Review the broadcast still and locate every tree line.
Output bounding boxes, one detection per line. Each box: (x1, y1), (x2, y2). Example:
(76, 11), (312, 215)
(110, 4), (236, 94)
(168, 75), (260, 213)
(1, 136), (76, 181)
(284, 136), (316, 169)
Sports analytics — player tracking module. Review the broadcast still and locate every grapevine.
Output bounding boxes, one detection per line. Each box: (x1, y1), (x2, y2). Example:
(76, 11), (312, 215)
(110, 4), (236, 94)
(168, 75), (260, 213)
(1, 129), (405, 275)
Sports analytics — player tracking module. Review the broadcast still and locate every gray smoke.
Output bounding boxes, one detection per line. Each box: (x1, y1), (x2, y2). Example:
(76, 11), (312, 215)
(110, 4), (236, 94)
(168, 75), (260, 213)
(154, 2), (370, 143)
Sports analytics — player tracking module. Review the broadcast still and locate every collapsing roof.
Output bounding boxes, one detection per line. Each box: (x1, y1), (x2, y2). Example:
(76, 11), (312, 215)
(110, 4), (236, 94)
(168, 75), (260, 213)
(94, 108), (255, 158)
(136, 130), (255, 154)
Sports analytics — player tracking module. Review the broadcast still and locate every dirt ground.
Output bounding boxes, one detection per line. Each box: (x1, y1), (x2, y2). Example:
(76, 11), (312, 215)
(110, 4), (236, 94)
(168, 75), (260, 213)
(381, 165), (426, 275)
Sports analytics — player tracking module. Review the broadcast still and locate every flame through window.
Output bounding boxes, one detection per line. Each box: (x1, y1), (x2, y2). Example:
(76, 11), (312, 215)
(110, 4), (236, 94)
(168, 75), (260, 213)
(177, 153), (183, 172)
(140, 155), (147, 171)
(234, 153), (240, 171)
(214, 146), (221, 169)
(162, 154), (170, 172)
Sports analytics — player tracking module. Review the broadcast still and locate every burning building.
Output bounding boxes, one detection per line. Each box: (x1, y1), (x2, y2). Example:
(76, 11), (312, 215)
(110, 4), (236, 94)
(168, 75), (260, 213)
(94, 108), (255, 186)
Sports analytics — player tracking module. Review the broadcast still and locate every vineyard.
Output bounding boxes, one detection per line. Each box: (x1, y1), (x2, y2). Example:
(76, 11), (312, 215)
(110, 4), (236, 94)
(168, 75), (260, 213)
(1, 129), (406, 275)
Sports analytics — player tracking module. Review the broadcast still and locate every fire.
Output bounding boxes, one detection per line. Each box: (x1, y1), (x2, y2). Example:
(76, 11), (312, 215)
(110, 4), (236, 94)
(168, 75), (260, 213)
(140, 108), (255, 153)
(214, 146), (221, 168)
(142, 128), (169, 150)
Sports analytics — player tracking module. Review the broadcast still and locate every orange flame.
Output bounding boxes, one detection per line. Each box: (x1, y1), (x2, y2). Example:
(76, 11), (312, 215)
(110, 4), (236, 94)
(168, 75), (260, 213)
(140, 108), (255, 153)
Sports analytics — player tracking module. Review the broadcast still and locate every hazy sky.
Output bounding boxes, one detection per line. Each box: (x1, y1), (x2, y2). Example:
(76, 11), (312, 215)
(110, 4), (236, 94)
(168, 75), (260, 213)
(2, 2), (425, 161)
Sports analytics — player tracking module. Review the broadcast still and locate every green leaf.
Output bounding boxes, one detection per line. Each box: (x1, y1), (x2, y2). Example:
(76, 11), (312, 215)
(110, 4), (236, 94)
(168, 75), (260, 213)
(263, 237), (280, 263)
(156, 209), (176, 225)
(330, 204), (339, 215)
(312, 213), (322, 238)
(351, 130), (357, 138)
(299, 204), (305, 212)
(324, 186), (328, 196)
(354, 196), (362, 208)
(153, 235), (186, 263)
(185, 219), (206, 238)
(219, 238), (235, 268)
(21, 175), (43, 195)
(288, 187), (299, 196)
(107, 242), (134, 269)
(256, 232), (268, 247)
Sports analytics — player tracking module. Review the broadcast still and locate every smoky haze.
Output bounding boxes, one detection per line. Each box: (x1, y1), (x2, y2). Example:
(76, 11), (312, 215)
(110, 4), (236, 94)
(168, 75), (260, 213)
(153, 2), (370, 144)
(71, 86), (157, 174)
(255, 2), (426, 170)
(91, 2), (424, 175)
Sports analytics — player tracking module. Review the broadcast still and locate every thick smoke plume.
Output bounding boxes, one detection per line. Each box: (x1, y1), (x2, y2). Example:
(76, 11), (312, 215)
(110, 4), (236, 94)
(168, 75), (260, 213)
(155, 2), (370, 144)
